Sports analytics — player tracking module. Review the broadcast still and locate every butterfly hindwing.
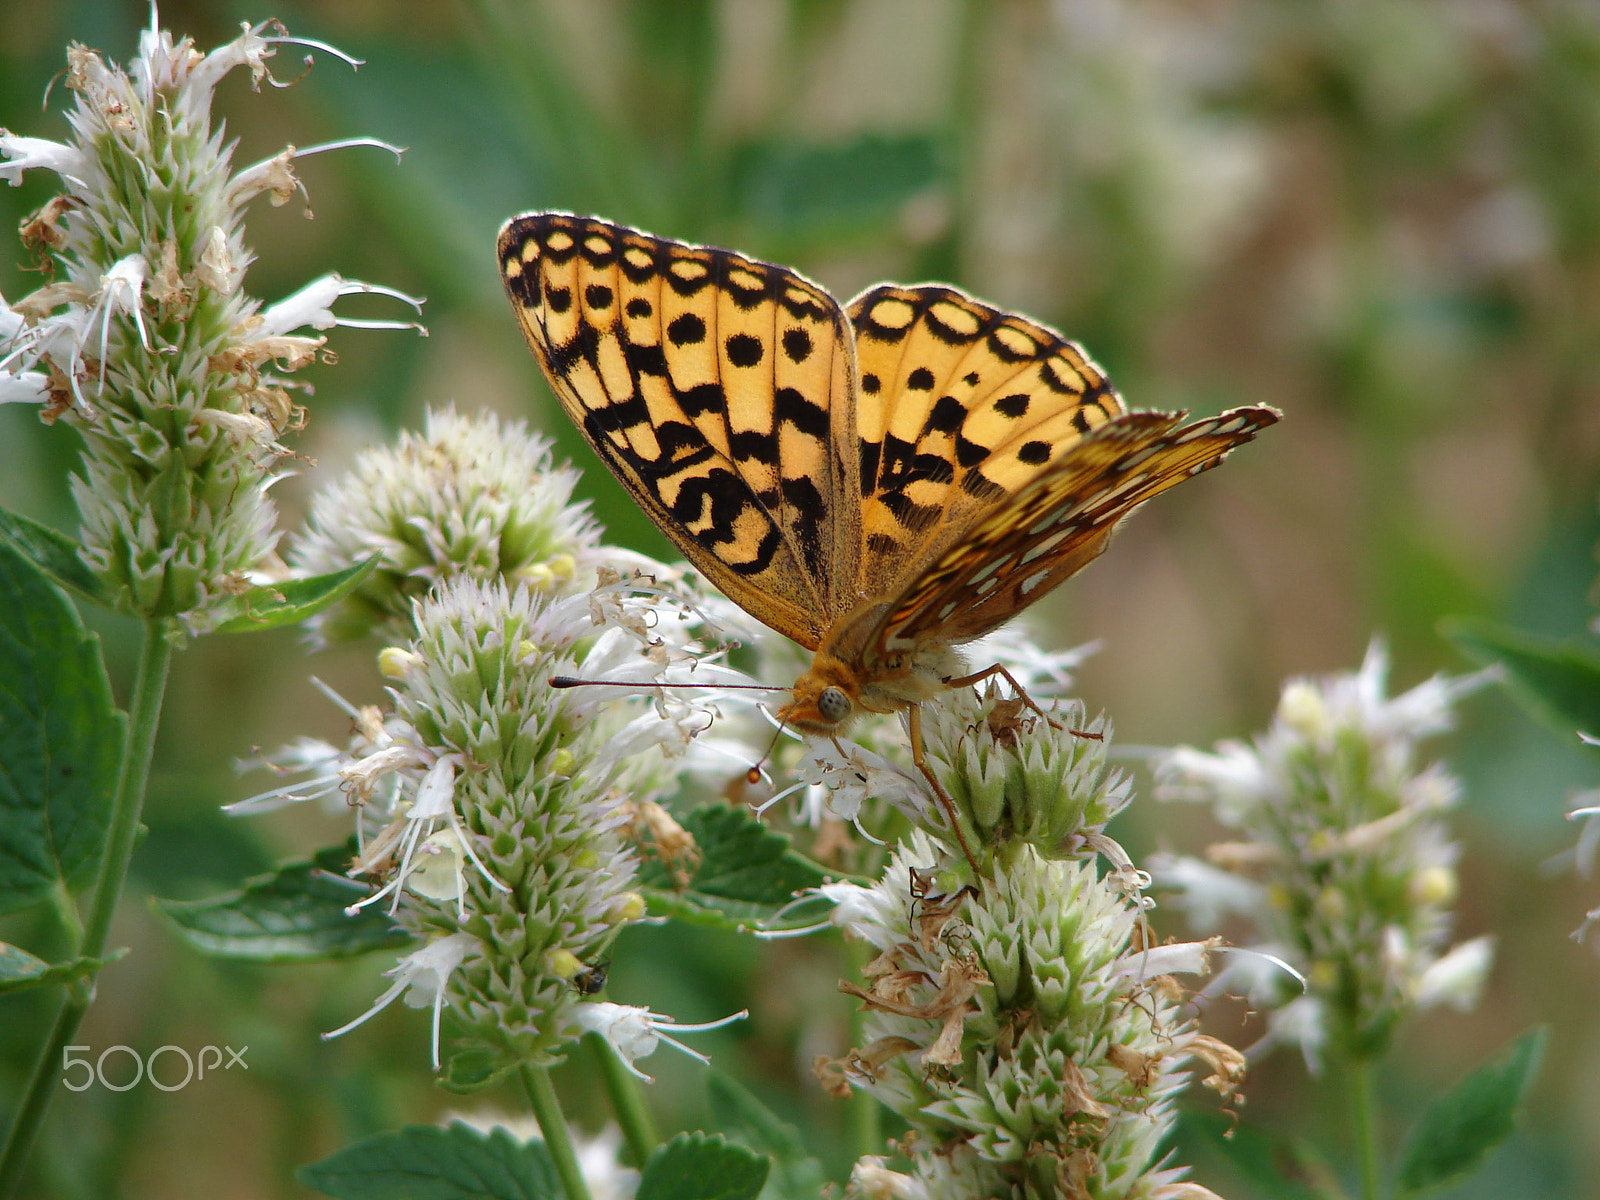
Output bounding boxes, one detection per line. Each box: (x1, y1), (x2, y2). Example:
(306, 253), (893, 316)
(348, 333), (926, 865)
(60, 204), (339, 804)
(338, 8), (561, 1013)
(847, 285), (1125, 591)
(871, 406), (1281, 653)
(498, 213), (860, 649)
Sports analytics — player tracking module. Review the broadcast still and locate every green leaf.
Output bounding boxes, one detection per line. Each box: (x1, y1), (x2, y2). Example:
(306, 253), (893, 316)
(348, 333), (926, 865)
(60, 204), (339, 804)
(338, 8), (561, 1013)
(152, 843), (412, 962)
(0, 537), (122, 914)
(210, 555), (383, 634)
(636, 1132), (769, 1200)
(1395, 1027), (1548, 1198)
(298, 1122), (560, 1200)
(0, 507), (113, 608)
(706, 1072), (827, 1200)
(637, 806), (836, 930)
(1442, 617), (1600, 743)
(0, 944), (114, 995)
(438, 1047), (515, 1095)
(1177, 1109), (1327, 1200)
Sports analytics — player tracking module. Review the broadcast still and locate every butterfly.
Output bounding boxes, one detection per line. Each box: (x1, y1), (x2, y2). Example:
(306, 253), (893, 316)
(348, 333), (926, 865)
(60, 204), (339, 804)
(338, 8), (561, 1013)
(498, 212), (1278, 860)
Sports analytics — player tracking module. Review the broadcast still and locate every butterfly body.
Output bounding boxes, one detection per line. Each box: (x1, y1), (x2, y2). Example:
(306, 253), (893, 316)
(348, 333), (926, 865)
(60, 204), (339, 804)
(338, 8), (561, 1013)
(498, 212), (1278, 758)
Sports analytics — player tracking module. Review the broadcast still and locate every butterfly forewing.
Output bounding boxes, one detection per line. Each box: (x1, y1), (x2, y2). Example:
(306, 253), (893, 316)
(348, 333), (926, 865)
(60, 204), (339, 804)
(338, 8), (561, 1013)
(847, 285), (1125, 591)
(498, 213), (858, 649)
(871, 406), (1280, 652)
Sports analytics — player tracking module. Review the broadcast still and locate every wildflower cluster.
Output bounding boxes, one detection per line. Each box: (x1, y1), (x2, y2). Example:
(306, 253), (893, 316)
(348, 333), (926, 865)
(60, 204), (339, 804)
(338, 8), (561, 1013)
(246, 407), (745, 1077)
(290, 406), (601, 644)
(1153, 642), (1495, 1065)
(823, 834), (1241, 1200)
(0, 18), (417, 627)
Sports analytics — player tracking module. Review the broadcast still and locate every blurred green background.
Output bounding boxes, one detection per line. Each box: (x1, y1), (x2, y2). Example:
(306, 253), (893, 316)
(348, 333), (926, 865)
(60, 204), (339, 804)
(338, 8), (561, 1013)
(2, 1), (1599, 1197)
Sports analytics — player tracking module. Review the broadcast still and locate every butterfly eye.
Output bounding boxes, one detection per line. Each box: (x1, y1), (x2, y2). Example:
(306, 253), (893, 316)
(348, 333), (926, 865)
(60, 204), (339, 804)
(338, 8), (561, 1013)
(817, 686), (852, 724)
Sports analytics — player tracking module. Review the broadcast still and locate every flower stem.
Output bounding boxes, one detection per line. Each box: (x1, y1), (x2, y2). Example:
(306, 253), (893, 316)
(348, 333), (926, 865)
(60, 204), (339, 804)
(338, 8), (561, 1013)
(522, 1064), (594, 1200)
(845, 938), (882, 1161)
(1348, 1058), (1382, 1200)
(0, 618), (173, 1199)
(586, 1030), (658, 1167)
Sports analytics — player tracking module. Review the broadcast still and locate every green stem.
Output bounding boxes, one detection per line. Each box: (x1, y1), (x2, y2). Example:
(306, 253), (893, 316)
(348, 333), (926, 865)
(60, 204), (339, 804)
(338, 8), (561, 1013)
(522, 1064), (593, 1200)
(1348, 1059), (1382, 1200)
(844, 938), (883, 1163)
(0, 618), (173, 1200)
(586, 1031), (658, 1167)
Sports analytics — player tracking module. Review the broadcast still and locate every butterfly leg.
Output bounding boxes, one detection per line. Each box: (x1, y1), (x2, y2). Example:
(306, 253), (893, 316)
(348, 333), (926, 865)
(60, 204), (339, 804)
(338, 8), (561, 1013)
(941, 664), (1103, 741)
(906, 703), (983, 877)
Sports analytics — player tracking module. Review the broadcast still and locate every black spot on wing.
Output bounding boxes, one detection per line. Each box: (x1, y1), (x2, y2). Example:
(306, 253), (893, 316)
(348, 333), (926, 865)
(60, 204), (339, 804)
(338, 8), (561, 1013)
(625, 297), (653, 319)
(581, 395), (650, 440)
(730, 428), (779, 464)
(782, 328), (814, 363)
(668, 313), (707, 346)
(548, 320), (600, 374)
(585, 284), (614, 310)
(954, 435), (989, 468)
(625, 342), (668, 376)
(502, 258), (540, 306)
(922, 394), (966, 435)
(1017, 440), (1051, 465)
(859, 437), (881, 488)
(545, 284), (572, 314)
(907, 366), (936, 391)
(726, 333), (764, 367)
(862, 373), (881, 394)
(775, 387), (828, 438)
(653, 421), (703, 459)
(995, 393), (1030, 419)
(680, 382), (725, 417)
(781, 475), (827, 577)
(724, 525), (782, 575)
(875, 434), (953, 498)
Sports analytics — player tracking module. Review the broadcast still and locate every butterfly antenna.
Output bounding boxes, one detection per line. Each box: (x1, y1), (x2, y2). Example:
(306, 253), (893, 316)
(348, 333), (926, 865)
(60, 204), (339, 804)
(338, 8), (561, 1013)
(549, 676), (786, 692)
(746, 719), (789, 787)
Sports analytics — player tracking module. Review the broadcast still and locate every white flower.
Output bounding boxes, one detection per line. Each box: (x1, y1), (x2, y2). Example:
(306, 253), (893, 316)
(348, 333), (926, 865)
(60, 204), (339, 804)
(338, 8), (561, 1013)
(794, 737), (930, 828)
(0, 135), (87, 185)
(571, 1002), (747, 1082)
(850, 1158), (926, 1200)
(1414, 935), (1494, 1010)
(257, 274), (424, 336)
(1116, 937), (1218, 982)
(0, 370), (50, 405)
(322, 933), (475, 1069)
(345, 754), (508, 916)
